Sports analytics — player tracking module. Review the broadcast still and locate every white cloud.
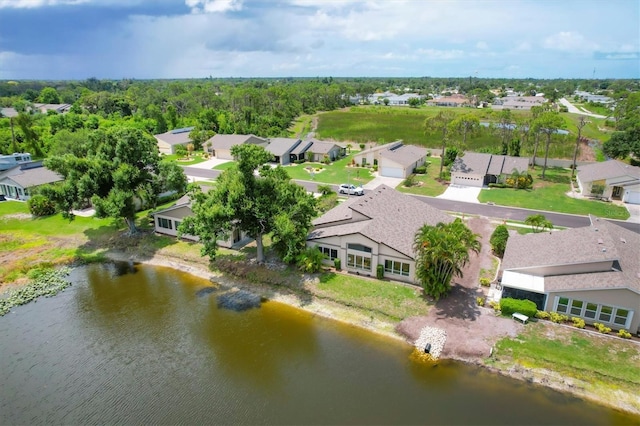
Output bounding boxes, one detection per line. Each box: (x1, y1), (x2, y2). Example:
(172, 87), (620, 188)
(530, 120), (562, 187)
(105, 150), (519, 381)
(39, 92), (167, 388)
(0, 0), (87, 7)
(476, 41), (488, 50)
(185, 0), (243, 14)
(542, 31), (598, 52)
(416, 48), (464, 60)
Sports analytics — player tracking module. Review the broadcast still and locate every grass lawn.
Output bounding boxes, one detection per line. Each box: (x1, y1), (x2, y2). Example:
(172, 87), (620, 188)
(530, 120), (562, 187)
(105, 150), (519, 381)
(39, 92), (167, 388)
(478, 167), (630, 220)
(213, 162), (236, 171)
(308, 271), (430, 320)
(288, 113), (313, 138)
(489, 322), (640, 401)
(283, 154), (374, 185)
(397, 156), (448, 197)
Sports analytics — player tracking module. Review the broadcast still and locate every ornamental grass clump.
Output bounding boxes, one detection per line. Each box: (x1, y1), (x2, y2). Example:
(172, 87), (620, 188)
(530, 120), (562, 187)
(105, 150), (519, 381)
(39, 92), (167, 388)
(571, 317), (586, 329)
(618, 329), (632, 339)
(0, 267), (71, 316)
(594, 322), (612, 334)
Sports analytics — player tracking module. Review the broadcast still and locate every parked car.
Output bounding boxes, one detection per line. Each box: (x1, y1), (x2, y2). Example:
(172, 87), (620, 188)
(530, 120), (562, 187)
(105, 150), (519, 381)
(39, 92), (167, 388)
(338, 183), (364, 196)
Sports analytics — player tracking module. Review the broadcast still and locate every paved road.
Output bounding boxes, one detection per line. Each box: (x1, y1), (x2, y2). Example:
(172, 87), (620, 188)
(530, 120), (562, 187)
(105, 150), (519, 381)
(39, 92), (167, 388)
(182, 168), (640, 234)
(558, 98), (607, 119)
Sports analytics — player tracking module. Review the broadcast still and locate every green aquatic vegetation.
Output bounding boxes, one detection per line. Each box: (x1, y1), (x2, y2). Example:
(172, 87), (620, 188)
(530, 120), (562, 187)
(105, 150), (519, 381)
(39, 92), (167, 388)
(0, 267), (71, 316)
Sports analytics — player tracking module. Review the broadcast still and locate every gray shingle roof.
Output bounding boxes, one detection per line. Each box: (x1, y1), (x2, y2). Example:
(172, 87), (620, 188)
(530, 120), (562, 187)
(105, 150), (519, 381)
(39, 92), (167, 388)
(577, 160), (640, 184)
(265, 138), (301, 156)
(452, 152), (528, 175)
(308, 140), (341, 155)
(154, 127), (194, 146)
(0, 107), (18, 118)
(380, 144), (428, 167)
(309, 184), (453, 258)
(0, 166), (63, 188)
(206, 134), (267, 150)
(502, 217), (640, 293)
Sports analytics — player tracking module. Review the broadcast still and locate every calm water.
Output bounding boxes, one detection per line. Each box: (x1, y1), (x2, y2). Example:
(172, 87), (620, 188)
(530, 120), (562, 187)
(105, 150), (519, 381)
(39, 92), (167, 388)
(0, 262), (636, 425)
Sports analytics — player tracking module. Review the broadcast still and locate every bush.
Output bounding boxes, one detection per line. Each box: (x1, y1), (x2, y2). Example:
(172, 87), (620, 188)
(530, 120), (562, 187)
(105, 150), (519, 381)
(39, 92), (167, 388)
(500, 298), (537, 318)
(489, 300), (501, 312)
(476, 296), (485, 307)
(334, 258), (341, 270)
(571, 317), (586, 329)
(27, 194), (56, 217)
(479, 277), (491, 287)
(372, 165), (378, 172)
(296, 247), (325, 273)
(618, 329), (632, 339)
(594, 322), (611, 334)
(414, 165), (427, 174)
(489, 224), (509, 258)
(536, 310), (551, 320)
(376, 264), (384, 279)
(403, 174), (416, 187)
(549, 312), (569, 323)
(488, 183), (508, 188)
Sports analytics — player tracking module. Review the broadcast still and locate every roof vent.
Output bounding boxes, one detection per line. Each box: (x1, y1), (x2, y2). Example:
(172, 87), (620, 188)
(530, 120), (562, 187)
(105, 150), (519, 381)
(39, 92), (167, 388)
(597, 238), (604, 244)
(620, 237), (627, 243)
(594, 228), (598, 232)
(602, 248), (607, 252)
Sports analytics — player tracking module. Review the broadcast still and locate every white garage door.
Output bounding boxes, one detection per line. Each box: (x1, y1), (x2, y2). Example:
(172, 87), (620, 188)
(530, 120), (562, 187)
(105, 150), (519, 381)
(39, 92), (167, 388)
(452, 173), (483, 187)
(380, 167), (404, 178)
(625, 191), (640, 205)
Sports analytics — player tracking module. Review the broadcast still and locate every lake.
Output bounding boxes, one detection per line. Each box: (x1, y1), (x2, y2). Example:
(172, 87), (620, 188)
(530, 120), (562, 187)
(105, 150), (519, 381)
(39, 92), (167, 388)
(0, 262), (635, 425)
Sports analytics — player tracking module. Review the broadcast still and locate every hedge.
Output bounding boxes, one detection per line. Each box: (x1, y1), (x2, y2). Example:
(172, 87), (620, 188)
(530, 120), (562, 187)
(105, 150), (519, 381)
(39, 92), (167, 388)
(499, 297), (537, 318)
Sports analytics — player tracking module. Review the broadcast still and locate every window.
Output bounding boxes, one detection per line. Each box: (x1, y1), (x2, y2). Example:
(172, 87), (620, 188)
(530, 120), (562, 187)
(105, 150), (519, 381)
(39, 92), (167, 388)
(347, 254), (371, 271)
(319, 246), (338, 260)
(570, 300), (584, 316)
(174, 221), (181, 230)
(598, 305), (612, 322)
(614, 308), (629, 326)
(556, 297), (569, 314)
(347, 243), (372, 253)
(584, 303), (597, 319)
(158, 217), (172, 230)
(384, 260), (410, 277)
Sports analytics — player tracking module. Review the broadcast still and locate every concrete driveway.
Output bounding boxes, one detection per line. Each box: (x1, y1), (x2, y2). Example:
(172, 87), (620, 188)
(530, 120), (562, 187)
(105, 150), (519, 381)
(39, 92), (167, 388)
(437, 185), (481, 203)
(188, 158), (230, 169)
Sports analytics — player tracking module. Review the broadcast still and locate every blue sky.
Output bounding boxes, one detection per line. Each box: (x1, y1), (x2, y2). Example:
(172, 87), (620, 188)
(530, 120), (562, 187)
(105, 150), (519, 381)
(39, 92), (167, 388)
(0, 0), (638, 80)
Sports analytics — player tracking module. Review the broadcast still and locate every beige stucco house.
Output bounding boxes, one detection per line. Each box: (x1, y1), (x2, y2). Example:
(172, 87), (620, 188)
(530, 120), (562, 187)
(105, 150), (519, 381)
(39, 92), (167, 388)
(576, 160), (640, 204)
(379, 144), (429, 178)
(154, 127), (194, 155)
(203, 134), (267, 160)
(500, 216), (640, 334)
(450, 152), (529, 187)
(307, 184), (453, 284)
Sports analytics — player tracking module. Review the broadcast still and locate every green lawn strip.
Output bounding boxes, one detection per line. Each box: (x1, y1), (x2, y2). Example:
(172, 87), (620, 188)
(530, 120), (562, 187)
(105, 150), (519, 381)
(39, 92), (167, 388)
(162, 154), (208, 166)
(397, 157), (448, 197)
(288, 113), (313, 138)
(491, 323), (640, 392)
(283, 155), (374, 185)
(478, 168), (630, 220)
(213, 162), (237, 171)
(309, 271), (429, 320)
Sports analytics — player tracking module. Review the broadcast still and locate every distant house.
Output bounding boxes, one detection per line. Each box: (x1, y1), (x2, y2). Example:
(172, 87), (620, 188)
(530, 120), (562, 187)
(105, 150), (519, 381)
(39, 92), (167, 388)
(154, 127), (194, 155)
(499, 216), (640, 334)
(204, 134), (268, 160)
(152, 192), (252, 249)
(491, 96), (547, 110)
(264, 138), (303, 165)
(0, 107), (18, 118)
(307, 185), (453, 284)
(304, 139), (344, 163)
(32, 103), (72, 114)
(0, 162), (63, 200)
(426, 94), (471, 107)
(576, 160), (640, 204)
(379, 144), (429, 178)
(450, 152), (529, 187)
(0, 153), (32, 171)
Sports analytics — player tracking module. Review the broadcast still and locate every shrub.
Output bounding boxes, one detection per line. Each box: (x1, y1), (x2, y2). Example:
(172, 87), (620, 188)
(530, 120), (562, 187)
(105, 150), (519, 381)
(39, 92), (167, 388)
(376, 264), (384, 279)
(476, 297), (485, 307)
(490, 224), (509, 258)
(372, 165), (378, 172)
(333, 258), (341, 270)
(403, 174), (416, 187)
(618, 329), (632, 339)
(571, 317), (586, 329)
(488, 183), (508, 188)
(296, 247), (325, 273)
(499, 298), (537, 318)
(594, 322), (611, 334)
(479, 277), (491, 287)
(549, 312), (569, 323)
(535, 311), (551, 320)
(489, 300), (501, 312)
(414, 165), (427, 174)
(27, 194), (56, 217)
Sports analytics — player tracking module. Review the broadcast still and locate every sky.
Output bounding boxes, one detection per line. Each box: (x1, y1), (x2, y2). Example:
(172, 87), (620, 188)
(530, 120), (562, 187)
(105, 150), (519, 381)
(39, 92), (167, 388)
(0, 0), (638, 80)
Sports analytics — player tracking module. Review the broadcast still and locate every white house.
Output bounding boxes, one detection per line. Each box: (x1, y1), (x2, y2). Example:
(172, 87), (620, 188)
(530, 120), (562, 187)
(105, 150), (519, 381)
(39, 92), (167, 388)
(0, 163), (63, 201)
(154, 127), (195, 155)
(379, 144), (429, 178)
(450, 152), (529, 187)
(307, 185), (453, 284)
(576, 160), (640, 204)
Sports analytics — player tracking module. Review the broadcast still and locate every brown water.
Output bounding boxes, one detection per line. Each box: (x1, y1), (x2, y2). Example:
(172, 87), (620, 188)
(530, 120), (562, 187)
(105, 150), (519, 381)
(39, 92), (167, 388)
(0, 262), (636, 425)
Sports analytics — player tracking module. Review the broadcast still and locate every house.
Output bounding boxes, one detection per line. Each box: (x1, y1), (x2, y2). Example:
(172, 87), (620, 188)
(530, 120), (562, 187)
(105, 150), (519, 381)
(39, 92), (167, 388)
(264, 137), (302, 165)
(450, 152), (529, 187)
(378, 144), (429, 178)
(32, 103), (72, 114)
(352, 140), (403, 166)
(0, 162), (63, 200)
(0, 107), (18, 118)
(152, 191), (252, 249)
(0, 153), (32, 171)
(576, 160), (640, 204)
(426, 95), (471, 107)
(499, 216), (640, 334)
(204, 134), (267, 160)
(307, 184), (453, 284)
(154, 127), (194, 155)
(304, 139), (344, 163)
(491, 96), (547, 110)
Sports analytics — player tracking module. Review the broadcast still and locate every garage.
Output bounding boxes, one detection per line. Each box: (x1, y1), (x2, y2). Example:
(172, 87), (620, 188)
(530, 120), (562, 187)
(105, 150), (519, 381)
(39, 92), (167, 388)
(379, 166), (404, 178)
(624, 190), (640, 205)
(451, 173), (484, 187)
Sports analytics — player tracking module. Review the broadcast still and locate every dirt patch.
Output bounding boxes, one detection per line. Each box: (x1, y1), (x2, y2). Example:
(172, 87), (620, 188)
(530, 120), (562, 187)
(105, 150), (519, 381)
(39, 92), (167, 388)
(577, 140), (596, 162)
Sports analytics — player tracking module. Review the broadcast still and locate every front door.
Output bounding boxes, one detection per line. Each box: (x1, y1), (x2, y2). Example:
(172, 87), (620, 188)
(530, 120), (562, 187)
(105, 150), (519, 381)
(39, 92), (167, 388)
(612, 186), (623, 199)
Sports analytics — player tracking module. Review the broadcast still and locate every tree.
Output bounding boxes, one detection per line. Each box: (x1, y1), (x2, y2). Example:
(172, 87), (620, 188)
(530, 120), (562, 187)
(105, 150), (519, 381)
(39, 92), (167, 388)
(572, 116), (588, 178)
(424, 111), (455, 179)
(529, 105), (545, 167)
(525, 214), (553, 233)
(495, 109), (514, 155)
(14, 112), (43, 157)
(43, 127), (184, 234)
(175, 145), (188, 158)
(602, 127), (640, 160)
(489, 224), (509, 258)
(413, 218), (481, 300)
(532, 111), (565, 179)
(180, 144), (317, 263)
(451, 113), (479, 148)
(38, 87), (60, 104)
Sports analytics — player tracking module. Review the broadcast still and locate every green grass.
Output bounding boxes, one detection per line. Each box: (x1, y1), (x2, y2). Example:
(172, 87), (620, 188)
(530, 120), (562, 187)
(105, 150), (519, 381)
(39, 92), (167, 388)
(283, 155), (374, 185)
(478, 167), (630, 220)
(309, 271), (430, 320)
(213, 162), (237, 171)
(288, 113), (313, 138)
(162, 153), (208, 166)
(490, 322), (640, 394)
(397, 157), (448, 197)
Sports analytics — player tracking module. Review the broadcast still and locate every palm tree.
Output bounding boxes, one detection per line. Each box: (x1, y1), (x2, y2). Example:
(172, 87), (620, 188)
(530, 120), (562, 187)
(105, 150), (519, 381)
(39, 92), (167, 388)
(413, 218), (481, 300)
(424, 111), (455, 179)
(525, 214), (553, 233)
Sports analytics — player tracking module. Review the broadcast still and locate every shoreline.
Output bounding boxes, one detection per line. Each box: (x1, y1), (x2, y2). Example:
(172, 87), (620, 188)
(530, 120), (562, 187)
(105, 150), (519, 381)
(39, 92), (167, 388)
(102, 250), (640, 417)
